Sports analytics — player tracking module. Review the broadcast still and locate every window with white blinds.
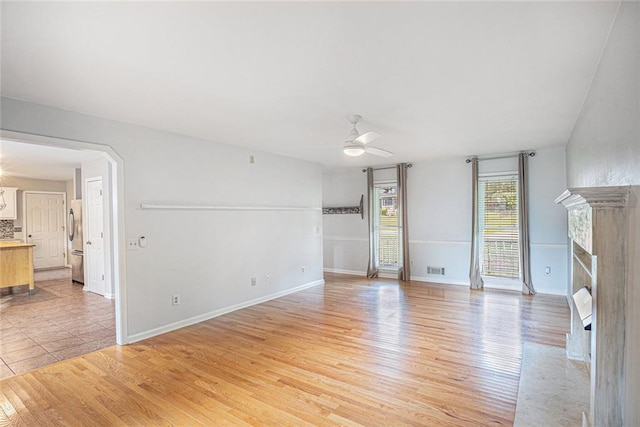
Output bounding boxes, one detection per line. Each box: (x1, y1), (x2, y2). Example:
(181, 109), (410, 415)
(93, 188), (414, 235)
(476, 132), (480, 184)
(478, 174), (520, 278)
(374, 183), (399, 269)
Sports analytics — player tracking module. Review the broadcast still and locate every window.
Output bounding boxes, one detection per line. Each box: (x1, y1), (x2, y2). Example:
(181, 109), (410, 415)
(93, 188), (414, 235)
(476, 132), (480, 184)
(381, 197), (394, 207)
(374, 183), (398, 269)
(478, 174), (520, 279)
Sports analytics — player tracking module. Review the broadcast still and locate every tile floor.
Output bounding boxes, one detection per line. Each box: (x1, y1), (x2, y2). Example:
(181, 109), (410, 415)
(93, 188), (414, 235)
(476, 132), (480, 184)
(0, 273), (115, 379)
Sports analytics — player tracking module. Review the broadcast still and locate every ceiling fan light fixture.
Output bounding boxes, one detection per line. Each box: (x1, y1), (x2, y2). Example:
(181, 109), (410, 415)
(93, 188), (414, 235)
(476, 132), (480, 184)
(339, 114), (391, 158)
(343, 145), (365, 157)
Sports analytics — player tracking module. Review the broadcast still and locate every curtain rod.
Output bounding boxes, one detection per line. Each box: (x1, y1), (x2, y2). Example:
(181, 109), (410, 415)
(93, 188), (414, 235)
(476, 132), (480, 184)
(465, 152), (535, 163)
(361, 164), (413, 173)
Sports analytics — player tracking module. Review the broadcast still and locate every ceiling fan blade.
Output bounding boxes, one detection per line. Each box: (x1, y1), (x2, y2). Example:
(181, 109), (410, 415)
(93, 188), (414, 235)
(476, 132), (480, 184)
(364, 146), (393, 158)
(354, 131), (380, 145)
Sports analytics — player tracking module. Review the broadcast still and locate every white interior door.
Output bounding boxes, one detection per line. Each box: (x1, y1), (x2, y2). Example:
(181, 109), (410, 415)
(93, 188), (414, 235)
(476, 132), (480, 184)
(25, 192), (66, 269)
(85, 178), (105, 296)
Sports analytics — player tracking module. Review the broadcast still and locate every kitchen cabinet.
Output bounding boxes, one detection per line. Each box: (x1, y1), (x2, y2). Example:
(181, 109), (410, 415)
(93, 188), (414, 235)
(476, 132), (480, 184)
(0, 187), (18, 220)
(0, 242), (35, 293)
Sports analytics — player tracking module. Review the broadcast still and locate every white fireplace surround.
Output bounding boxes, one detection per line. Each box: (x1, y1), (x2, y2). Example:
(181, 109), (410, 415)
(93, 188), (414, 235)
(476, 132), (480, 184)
(556, 186), (630, 427)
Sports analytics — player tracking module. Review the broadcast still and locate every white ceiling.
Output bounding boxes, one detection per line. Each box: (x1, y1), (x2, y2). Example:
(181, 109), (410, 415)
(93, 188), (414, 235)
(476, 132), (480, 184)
(0, 1), (619, 169)
(0, 140), (102, 181)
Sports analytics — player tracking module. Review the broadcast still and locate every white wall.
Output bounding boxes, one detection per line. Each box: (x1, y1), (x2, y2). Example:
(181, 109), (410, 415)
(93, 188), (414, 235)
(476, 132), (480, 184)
(564, 2), (639, 424)
(0, 175), (68, 240)
(82, 157), (114, 298)
(566, 2), (640, 188)
(322, 146), (568, 294)
(407, 158), (472, 285)
(1, 97), (324, 341)
(322, 168), (368, 275)
(65, 179), (74, 203)
(526, 148), (569, 294)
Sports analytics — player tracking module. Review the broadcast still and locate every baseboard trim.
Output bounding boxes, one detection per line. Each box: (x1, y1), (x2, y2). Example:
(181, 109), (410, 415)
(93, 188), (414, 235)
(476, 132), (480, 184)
(34, 265), (70, 271)
(323, 270), (469, 286)
(410, 276), (469, 287)
(323, 268), (365, 276)
(127, 279), (325, 344)
(378, 270), (399, 279)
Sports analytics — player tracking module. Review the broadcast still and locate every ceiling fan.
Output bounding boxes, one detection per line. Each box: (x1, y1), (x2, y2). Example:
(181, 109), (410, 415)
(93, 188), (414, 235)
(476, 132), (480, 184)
(343, 115), (393, 158)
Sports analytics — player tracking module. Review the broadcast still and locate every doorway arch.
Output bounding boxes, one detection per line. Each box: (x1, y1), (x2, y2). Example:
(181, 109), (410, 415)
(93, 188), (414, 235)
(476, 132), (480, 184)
(0, 129), (128, 344)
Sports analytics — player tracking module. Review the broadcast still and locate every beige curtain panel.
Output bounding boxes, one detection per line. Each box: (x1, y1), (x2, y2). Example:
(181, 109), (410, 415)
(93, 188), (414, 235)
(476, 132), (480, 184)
(469, 157), (484, 289)
(518, 153), (536, 295)
(366, 167), (379, 278)
(397, 163), (411, 281)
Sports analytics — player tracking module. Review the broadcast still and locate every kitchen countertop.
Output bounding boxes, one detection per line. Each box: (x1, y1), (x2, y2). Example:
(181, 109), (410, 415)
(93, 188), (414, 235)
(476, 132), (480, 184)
(0, 242), (34, 249)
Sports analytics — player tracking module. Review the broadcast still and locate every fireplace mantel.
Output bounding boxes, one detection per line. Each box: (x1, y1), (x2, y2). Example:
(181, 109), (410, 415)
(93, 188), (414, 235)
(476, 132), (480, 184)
(556, 186), (630, 209)
(556, 185), (630, 427)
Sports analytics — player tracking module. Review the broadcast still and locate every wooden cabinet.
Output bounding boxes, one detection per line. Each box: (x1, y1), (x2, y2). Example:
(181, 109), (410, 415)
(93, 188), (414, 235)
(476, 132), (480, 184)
(0, 242), (35, 293)
(0, 187), (18, 220)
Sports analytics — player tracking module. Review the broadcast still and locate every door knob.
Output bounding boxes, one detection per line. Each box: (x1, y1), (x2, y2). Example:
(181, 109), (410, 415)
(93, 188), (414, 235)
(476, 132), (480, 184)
(28, 234), (32, 238)
(86, 241), (92, 245)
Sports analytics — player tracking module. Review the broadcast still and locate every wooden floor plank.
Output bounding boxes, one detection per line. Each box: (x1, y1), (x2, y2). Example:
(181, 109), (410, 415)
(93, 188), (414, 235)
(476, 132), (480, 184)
(0, 274), (569, 425)
(0, 392), (24, 427)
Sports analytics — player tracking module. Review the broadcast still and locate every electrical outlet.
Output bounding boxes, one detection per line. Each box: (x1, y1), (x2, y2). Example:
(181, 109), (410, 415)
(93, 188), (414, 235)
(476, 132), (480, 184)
(172, 294), (181, 306)
(265, 275), (270, 282)
(127, 239), (139, 250)
(301, 266), (305, 273)
(545, 266), (551, 275)
(251, 277), (257, 286)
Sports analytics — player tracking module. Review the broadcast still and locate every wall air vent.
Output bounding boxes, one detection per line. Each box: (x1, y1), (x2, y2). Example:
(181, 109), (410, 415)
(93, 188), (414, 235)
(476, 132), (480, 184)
(427, 266), (445, 275)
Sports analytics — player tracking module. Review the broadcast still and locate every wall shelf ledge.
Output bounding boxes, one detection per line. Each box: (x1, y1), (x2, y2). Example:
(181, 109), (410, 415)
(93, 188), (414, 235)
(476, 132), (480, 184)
(322, 194), (364, 219)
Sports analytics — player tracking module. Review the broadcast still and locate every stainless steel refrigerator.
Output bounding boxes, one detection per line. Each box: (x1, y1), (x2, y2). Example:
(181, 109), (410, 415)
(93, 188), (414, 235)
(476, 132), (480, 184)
(68, 200), (84, 284)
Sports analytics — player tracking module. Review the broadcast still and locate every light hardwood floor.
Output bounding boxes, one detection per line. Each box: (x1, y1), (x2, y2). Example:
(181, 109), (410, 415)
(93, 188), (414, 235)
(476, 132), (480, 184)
(0, 273), (569, 426)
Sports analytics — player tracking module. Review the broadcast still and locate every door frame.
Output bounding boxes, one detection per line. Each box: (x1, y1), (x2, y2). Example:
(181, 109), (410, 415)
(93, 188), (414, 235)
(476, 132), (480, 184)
(83, 176), (105, 296)
(372, 180), (399, 276)
(1, 130), (128, 345)
(22, 190), (68, 269)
